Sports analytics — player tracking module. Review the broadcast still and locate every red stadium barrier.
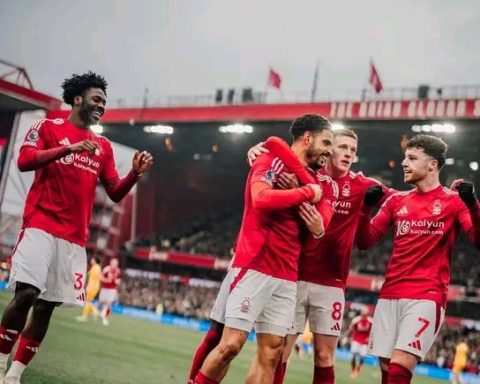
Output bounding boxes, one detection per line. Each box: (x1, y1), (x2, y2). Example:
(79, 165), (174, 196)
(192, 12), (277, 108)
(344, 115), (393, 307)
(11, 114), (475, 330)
(134, 247), (231, 270)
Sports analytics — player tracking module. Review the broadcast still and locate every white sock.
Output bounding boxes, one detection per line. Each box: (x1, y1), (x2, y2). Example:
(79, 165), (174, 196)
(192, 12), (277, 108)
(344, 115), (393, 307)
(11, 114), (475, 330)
(5, 361), (26, 379)
(0, 352), (8, 371)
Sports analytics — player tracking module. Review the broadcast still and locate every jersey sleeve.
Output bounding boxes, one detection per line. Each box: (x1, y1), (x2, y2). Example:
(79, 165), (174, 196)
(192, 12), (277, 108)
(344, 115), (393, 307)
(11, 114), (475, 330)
(456, 199), (480, 249)
(315, 174), (338, 230)
(93, 265), (102, 280)
(263, 136), (315, 185)
(250, 154), (315, 210)
(362, 173), (396, 207)
(99, 140), (140, 203)
(17, 120), (71, 171)
(349, 316), (359, 331)
(20, 120), (48, 150)
(355, 195), (395, 250)
(99, 140), (120, 182)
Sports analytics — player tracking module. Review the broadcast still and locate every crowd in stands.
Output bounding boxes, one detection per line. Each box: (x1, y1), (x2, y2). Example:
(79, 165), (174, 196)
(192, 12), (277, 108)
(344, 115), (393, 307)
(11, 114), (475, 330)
(135, 208), (241, 259)
(118, 272), (217, 320)
(424, 324), (480, 374)
(136, 208), (480, 288)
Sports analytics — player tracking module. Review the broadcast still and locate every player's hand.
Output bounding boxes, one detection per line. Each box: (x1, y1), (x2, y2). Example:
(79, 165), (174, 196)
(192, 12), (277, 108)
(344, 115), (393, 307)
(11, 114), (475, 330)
(457, 182), (477, 208)
(307, 183), (323, 204)
(277, 173), (299, 190)
(68, 140), (99, 156)
(449, 178), (464, 191)
(299, 202), (324, 238)
(363, 185), (385, 208)
(247, 142), (269, 166)
(132, 151), (154, 176)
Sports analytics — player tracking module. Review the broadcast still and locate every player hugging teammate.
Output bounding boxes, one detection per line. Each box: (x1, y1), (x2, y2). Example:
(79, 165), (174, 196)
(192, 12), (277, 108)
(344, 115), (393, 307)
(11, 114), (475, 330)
(187, 116), (480, 384)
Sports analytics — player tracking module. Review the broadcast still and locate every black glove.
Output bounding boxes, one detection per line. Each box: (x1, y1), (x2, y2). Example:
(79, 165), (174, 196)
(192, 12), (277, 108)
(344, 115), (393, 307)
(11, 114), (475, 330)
(363, 185), (386, 208)
(457, 182), (477, 207)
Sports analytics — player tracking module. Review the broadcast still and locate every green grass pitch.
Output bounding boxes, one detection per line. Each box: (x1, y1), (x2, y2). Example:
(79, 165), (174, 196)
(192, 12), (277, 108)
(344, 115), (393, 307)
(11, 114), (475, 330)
(0, 292), (444, 383)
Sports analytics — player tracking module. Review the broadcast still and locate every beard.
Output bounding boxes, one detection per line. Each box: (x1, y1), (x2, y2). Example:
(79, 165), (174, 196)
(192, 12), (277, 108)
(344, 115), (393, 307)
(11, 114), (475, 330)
(404, 172), (421, 184)
(309, 161), (323, 171)
(78, 100), (95, 126)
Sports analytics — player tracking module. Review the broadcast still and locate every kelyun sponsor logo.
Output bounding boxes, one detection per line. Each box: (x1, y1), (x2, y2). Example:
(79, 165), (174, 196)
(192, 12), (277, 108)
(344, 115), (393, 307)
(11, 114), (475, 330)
(72, 153), (100, 169)
(396, 219), (445, 236)
(57, 138), (100, 174)
(333, 200), (352, 215)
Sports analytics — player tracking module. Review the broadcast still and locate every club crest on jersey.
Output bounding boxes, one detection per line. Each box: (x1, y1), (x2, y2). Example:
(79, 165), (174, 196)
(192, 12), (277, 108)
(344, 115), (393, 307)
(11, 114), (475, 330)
(27, 130), (39, 142)
(341, 181), (351, 197)
(432, 200), (442, 215)
(240, 297), (251, 314)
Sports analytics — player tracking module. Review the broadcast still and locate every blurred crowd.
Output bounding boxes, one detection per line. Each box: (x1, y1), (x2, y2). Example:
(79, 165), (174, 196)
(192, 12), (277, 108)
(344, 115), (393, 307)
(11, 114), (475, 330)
(135, 209), (241, 259)
(137, 210), (480, 288)
(424, 324), (480, 374)
(117, 273), (217, 320)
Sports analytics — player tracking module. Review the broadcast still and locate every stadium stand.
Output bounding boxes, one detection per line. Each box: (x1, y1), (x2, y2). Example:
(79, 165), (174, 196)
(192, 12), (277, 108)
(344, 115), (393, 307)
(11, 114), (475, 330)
(134, 214), (480, 288)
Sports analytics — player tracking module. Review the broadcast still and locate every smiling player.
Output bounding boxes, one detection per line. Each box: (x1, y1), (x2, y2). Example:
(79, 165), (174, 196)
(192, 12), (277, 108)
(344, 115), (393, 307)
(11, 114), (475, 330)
(0, 72), (153, 384)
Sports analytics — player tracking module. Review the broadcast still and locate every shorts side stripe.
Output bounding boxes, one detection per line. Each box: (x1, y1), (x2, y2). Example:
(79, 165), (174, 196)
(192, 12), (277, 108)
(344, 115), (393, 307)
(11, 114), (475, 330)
(434, 302), (442, 333)
(229, 268), (248, 293)
(12, 229), (25, 255)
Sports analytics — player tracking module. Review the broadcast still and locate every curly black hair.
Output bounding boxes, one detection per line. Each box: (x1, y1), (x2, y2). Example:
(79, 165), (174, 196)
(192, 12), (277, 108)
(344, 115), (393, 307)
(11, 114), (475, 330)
(61, 71), (107, 106)
(289, 114), (332, 140)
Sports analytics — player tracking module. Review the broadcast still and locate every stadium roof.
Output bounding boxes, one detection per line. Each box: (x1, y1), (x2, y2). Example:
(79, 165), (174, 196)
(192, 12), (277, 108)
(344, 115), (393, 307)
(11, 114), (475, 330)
(0, 78), (62, 112)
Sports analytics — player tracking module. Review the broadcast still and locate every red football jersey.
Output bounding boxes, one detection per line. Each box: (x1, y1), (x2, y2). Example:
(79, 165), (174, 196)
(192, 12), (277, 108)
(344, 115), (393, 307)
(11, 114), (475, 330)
(351, 315), (373, 345)
(20, 118), (120, 246)
(311, 170), (338, 231)
(233, 153), (320, 281)
(357, 186), (480, 307)
(101, 266), (121, 289)
(299, 170), (391, 288)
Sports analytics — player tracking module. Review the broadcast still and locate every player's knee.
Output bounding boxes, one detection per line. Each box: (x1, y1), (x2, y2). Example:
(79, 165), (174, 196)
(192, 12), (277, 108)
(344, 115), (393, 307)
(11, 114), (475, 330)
(262, 344), (283, 367)
(257, 337), (284, 367)
(217, 339), (243, 362)
(34, 299), (57, 312)
(314, 348), (334, 366)
(32, 300), (57, 321)
(12, 285), (40, 310)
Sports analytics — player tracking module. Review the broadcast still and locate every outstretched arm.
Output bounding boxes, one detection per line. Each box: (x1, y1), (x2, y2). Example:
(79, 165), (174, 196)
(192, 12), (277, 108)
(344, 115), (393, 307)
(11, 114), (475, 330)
(355, 189), (393, 250)
(102, 150), (153, 203)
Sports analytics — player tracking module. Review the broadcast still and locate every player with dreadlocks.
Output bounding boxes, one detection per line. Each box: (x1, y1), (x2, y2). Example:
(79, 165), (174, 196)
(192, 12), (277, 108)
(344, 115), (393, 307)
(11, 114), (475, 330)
(0, 71), (153, 383)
